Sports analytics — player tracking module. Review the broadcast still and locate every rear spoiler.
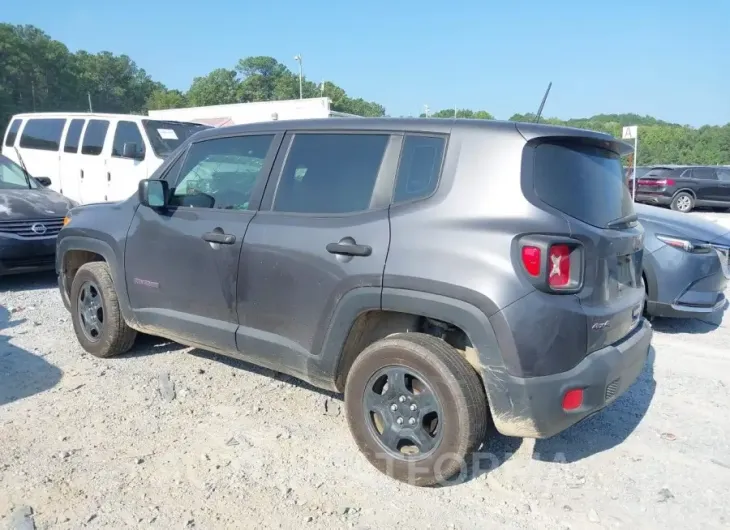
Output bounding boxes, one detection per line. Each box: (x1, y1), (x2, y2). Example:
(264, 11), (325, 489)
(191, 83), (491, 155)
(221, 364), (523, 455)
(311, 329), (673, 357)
(514, 122), (634, 157)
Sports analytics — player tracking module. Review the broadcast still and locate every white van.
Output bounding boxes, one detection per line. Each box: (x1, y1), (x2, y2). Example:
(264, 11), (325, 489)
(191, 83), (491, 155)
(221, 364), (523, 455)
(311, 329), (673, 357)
(2, 112), (209, 204)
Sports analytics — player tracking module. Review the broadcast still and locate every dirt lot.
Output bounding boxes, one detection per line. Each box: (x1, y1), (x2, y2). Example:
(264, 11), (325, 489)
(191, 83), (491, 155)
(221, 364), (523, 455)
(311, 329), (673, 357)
(2, 212), (730, 530)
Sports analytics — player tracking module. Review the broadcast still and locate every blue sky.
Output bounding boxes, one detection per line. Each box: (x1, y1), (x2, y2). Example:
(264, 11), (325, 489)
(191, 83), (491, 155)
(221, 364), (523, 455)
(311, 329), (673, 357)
(5, 0), (729, 126)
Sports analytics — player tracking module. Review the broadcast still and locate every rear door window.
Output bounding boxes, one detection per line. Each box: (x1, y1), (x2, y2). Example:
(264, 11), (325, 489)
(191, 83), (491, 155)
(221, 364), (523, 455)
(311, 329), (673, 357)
(4, 119), (22, 147)
(81, 119), (110, 156)
(716, 169), (730, 182)
(64, 119), (85, 153)
(112, 121), (146, 159)
(691, 167), (717, 180)
(19, 118), (66, 151)
(533, 142), (634, 229)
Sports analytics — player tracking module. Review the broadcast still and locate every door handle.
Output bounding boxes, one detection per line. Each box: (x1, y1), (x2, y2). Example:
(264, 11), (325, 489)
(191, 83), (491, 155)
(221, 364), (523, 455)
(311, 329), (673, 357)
(80, 169), (84, 179)
(107, 172), (111, 182)
(326, 242), (372, 257)
(202, 232), (236, 245)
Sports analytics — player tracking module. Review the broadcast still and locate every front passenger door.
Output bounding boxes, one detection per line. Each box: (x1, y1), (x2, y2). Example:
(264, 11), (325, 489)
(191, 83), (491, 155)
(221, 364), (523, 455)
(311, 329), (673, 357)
(124, 132), (282, 352)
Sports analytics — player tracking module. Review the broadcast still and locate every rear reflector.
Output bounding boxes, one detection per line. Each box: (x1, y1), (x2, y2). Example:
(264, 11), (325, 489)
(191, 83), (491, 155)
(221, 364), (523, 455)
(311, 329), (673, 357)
(548, 244), (571, 287)
(562, 388), (584, 410)
(521, 246), (541, 276)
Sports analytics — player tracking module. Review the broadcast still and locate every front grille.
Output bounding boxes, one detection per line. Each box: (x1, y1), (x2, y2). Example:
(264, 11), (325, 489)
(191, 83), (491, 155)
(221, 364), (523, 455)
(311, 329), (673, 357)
(0, 217), (64, 238)
(605, 378), (621, 401)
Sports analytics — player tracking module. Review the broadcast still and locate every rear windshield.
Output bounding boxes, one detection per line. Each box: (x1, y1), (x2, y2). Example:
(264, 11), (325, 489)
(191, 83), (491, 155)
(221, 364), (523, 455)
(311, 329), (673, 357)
(642, 168), (673, 178)
(141, 120), (210, 158)
(533, 142), (634, 229)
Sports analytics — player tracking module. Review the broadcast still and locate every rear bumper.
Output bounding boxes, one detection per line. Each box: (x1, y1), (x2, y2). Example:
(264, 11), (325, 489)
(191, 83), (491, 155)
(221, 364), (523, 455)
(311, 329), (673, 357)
(635, 193), (671, 206)
(485, 318), (652, 438)
(0, 235), (56, 276)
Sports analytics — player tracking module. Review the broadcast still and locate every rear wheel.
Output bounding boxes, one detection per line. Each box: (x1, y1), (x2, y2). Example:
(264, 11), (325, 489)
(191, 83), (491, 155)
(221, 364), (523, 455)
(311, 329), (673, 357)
(70, 262), (137, 358)
(344, 333), (488, 487)
(670, 192), (694, 213)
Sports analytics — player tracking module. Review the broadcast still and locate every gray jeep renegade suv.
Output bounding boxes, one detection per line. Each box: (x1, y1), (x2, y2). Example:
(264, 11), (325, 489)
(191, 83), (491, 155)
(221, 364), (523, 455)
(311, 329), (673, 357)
(57, 118), (652, 486)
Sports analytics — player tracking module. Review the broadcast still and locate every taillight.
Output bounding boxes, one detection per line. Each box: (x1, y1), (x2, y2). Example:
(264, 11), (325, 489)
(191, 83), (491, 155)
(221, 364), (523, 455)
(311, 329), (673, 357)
(517, 236), (583, 294)
(638, 178), (675, 187)
(521, 246), (541, 276)
(547, 244), (571, 287)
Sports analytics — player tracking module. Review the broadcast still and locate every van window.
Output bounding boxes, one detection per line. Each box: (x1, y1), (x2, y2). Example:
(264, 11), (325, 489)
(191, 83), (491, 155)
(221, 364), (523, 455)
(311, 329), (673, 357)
(142, 120), (210, 158)
(81, 119), (110, 156)
(532, 142), (634, 229)
(393, 135), (445, 203)
(4, 119), (22, 147)
(273, 133), (389, 214)
(19, 118), (66, 151)
(64, 119), (85, 153)
(112, 121), (146, 159)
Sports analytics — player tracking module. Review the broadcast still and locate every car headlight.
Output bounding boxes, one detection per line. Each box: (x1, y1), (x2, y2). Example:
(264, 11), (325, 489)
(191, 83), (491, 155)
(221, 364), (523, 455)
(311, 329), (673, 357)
(656, 234), (713, 253)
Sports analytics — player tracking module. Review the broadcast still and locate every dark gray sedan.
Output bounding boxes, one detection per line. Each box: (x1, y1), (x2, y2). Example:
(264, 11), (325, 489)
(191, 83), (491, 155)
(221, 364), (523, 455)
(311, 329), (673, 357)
(636, 203), (730, 318)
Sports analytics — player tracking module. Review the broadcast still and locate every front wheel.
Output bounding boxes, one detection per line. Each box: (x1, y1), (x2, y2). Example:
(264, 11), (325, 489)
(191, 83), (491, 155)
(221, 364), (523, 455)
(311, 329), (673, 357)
(670, 192), (694, 213)
(344, 333), (488, 487)
(70, 262), (137, 358)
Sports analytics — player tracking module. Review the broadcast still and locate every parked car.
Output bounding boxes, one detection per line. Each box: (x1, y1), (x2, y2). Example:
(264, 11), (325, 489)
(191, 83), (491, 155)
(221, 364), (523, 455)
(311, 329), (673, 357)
(636, 203), (729, 318)
(2, 112), (210, 206)
(57, 118), (651, 486)
(629, 165), (730, 213)
(0, 154), (75, 275)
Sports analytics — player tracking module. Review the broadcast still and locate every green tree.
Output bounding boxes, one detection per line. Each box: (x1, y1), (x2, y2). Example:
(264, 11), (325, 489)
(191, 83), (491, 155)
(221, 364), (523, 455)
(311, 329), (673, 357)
(186, 68), (239, 107)
(145, 88), (187, 110)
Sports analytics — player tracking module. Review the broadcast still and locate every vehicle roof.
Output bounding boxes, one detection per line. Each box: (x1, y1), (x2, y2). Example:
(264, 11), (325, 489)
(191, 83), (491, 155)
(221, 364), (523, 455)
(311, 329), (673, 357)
(9, 112), (199, 124)
(192, 117), (626, 150)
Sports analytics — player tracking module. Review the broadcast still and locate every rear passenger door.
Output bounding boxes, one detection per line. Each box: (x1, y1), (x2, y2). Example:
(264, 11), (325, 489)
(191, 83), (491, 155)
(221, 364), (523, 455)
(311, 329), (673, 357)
(78, 119), (111, 204)
(236, 131), (399, 369)
(690, 167), (720, 202)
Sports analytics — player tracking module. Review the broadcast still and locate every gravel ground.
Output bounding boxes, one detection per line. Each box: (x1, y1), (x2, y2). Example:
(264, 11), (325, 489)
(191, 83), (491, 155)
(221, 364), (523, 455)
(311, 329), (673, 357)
(2, 211), (730, 530)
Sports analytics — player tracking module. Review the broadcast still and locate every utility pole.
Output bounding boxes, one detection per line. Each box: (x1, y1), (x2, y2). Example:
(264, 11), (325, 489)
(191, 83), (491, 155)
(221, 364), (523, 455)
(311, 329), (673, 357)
(423, 104), (430, 118)
(31, 81), (36, 111)
(294, 55), (303, 99)
(87, 92), (93, 112)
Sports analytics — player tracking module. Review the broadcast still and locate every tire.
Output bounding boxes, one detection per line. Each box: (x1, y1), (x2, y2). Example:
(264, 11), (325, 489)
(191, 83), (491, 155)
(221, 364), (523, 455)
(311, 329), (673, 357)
(344, 333), (488, 487)
(670, 192), (694, 213)
(70, 261), (137, 358)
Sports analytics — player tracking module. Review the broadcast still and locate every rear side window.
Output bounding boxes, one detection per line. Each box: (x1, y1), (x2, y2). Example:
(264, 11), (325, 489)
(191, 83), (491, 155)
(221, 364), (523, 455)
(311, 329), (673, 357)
(4, 119), (22, 147)
(112, 121), (145, 159)
(64, 119), (85, 153)
(533, 142), (633, 229)
(274, 133), (389, 214)
(393, 135), (446, 203)
(19, 118), (66, 151)
(81, 119), (110, 156)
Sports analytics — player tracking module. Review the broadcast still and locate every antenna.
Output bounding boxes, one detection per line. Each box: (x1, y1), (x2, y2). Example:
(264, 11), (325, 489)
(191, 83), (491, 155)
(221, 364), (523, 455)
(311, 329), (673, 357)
(534, 82), (552, 124)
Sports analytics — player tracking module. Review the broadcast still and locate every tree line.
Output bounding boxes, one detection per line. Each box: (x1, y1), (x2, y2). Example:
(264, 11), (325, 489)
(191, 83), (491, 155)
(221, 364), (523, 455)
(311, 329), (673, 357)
(2, 23), (728, 166)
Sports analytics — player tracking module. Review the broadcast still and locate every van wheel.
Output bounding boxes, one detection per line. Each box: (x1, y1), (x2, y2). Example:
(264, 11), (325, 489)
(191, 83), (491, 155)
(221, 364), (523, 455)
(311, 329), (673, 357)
(70, 262), (137, 358)
(671, 192), (694, 213)
(344, 333), (488, 487)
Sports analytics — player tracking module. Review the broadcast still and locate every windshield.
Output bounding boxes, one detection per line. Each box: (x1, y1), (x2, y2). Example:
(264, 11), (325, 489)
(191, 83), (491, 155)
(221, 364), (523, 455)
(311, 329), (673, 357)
(533, 141), (634, 229)
(142, 119), (211, 158)
(0, 154), (37, 190)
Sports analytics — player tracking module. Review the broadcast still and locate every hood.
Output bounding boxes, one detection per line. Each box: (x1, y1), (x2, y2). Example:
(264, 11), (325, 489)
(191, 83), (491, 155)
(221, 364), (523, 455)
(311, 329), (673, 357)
(0, 188), (76, 221)
(635, 203), (730, 244)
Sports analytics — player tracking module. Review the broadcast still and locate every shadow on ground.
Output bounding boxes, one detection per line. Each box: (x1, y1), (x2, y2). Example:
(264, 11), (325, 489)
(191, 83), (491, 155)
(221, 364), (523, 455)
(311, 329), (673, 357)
(0, 303), (63, 407)
(0, 271), (57, 293)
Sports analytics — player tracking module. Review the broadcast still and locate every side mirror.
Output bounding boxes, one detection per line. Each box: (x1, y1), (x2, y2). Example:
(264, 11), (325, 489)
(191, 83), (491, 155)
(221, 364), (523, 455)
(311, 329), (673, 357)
(123, 142), (143, 160)
(35, 177), (52, 187)
(138, 179), (169, 208)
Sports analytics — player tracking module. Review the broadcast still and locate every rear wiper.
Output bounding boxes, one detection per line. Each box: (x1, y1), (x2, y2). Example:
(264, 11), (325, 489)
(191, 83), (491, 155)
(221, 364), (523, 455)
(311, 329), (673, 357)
(13, 146), (32, 189)
(606, 213), (639, 229)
